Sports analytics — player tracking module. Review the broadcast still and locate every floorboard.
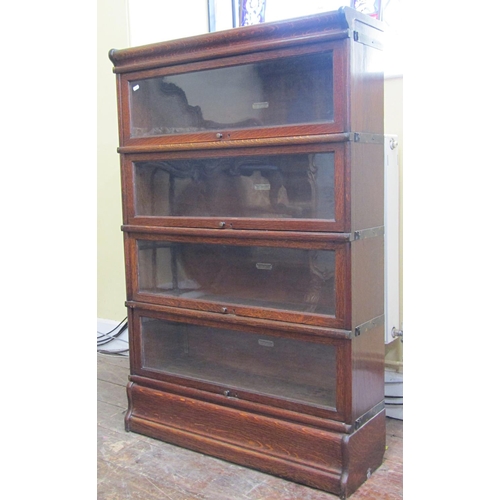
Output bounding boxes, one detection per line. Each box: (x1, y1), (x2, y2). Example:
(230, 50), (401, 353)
(97, 353), (403, 499)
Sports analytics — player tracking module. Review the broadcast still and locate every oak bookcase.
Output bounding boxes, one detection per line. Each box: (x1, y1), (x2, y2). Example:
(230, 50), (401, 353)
(109, 7), (385, 497)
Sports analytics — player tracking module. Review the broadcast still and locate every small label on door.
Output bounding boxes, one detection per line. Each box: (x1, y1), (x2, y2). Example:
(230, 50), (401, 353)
(258, 339), (274, 347)
(256, 263), (273, 270)
(254, 183), (270, 191)
(132, 84), (140, 91)
(252, 102), (269, 109)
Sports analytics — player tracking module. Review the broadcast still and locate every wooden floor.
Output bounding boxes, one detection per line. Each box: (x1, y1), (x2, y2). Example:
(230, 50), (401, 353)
(97, 353), (403, 499)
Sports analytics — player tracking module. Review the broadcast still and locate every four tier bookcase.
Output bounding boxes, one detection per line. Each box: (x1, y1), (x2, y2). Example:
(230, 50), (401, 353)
(109, 7), (386, 498)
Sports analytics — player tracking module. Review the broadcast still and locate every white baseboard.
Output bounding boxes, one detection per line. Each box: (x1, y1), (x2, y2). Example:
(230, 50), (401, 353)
(97, 318), (129, 352)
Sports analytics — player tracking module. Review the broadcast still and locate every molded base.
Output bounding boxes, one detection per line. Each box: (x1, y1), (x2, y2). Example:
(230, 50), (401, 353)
(125, 381), (385, 498)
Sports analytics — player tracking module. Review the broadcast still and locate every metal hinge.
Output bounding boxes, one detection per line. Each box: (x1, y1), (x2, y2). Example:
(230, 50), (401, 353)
(351, 226), (384, 241)
(352, 30), (383, 50)
(351, 132), (385, 144)
(353, 315), (385, 337)
(353, 401), (385, 430)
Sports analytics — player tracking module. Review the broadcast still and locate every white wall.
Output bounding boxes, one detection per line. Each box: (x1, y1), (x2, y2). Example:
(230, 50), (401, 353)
(97, 0), (211, 323)
(265, 0), (345, 22)
(128, 0), (209, 46)
(97, 0), (130, 322)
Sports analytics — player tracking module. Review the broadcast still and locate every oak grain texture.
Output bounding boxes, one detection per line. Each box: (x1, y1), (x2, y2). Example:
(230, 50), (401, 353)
(110, 7), (388, 498)
(97, 354), (402, 499)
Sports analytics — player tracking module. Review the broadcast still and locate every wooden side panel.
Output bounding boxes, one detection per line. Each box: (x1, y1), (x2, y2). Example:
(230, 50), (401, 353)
(350, 324), (385, 421)
(348, 23), (384, 135)
(349, 141), (384, 232)
(350, 235), (384, 329)
(341, 409), (386, 498)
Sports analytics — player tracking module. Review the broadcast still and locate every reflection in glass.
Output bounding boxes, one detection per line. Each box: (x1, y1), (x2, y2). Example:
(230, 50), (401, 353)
(134, 153), (335, 220)
(129, 52), (333, 137)
(141, 317), (337, 408)
(138, 241), (336, 315)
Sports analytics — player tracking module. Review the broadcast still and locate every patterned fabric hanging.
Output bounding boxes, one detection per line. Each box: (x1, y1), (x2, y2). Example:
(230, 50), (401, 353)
(240, 0), (266, 26)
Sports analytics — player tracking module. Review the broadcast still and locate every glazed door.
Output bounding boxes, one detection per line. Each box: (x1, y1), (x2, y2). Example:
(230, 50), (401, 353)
(141, 316), (337, 408)
(123, 144), (347, 232)
(126, 233), (350, 329)
(118, 42), (348, 147)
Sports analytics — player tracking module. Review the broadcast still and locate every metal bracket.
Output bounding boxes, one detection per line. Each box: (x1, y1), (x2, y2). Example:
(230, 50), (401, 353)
(354, 315), (385, 337)
(351, 226), (384, 241)
(352, 30), (383, 50)
(351, 132), (385, 144)
(353, 401), (385, 431)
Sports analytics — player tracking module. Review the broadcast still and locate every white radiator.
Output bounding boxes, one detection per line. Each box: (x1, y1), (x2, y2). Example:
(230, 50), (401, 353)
(383, 134), (402, 419)
(384, 135), (402, 344)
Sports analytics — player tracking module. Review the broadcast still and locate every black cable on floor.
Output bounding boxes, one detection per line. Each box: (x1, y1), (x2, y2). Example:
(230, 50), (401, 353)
(97, 318), (129, 355)
(98, 319), (128, 346)
(97, 317), (127, 338)
(98, 348), (129, 356)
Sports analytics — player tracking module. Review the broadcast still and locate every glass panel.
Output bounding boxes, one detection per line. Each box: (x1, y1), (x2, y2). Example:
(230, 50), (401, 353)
(129, 52), (333, 137)
(134, 152), (334, 220)
(141, 317), (337, 408)
(137, 241), (336, 315)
